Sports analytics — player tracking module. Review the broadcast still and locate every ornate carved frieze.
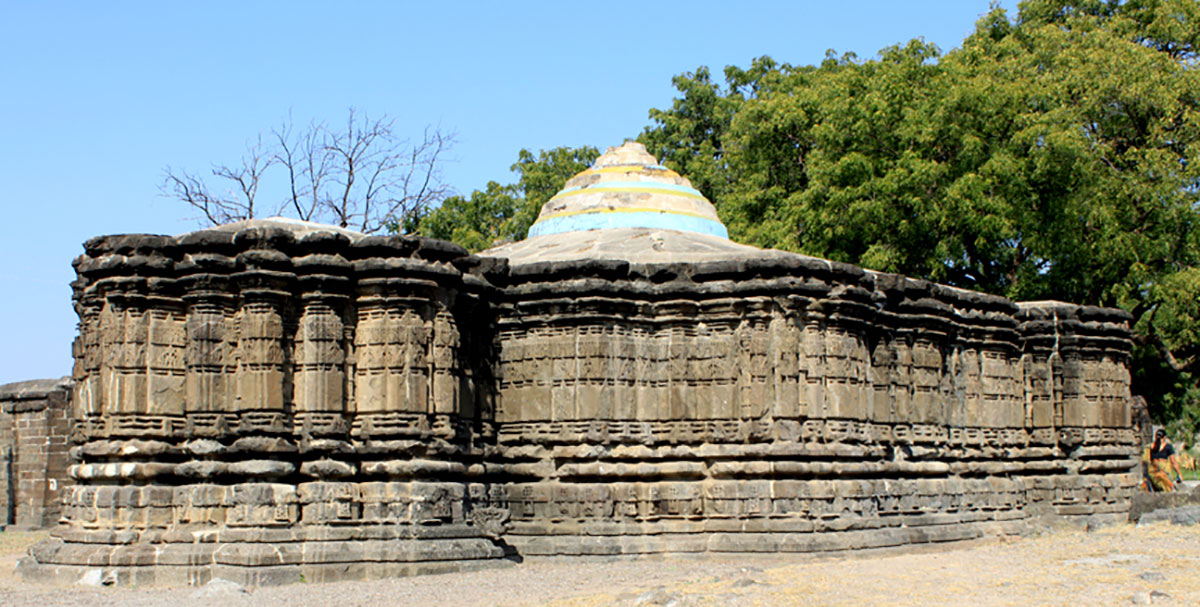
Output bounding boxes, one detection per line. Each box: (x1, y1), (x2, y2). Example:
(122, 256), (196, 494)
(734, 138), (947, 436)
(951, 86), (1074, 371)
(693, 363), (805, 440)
(21, 215), (1136, 586)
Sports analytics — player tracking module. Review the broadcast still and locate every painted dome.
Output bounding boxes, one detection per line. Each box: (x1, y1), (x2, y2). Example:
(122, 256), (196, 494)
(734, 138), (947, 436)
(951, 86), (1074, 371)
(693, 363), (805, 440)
(526, 141), (729, 239)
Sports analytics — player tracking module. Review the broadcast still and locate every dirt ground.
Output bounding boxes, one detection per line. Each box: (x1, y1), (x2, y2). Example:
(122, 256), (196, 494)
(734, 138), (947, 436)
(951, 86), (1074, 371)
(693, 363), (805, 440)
(1, 522), (1198, 607)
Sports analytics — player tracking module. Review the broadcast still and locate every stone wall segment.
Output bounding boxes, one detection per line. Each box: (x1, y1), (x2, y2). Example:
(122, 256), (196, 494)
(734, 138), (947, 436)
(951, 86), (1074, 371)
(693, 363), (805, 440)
(483, 253), (1136, 556)
(0, 377), (73, 530)
(18, 221), (507, 586)
(15, 216), (1136, 585)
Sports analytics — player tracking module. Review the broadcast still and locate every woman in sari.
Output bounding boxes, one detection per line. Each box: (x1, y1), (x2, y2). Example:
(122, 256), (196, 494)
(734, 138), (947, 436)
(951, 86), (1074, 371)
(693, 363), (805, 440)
(1145, 429), (1183, 492)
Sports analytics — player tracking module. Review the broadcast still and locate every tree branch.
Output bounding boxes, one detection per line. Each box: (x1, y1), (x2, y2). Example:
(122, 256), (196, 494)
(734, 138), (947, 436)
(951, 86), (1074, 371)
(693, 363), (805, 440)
(162, 109), (453, 233)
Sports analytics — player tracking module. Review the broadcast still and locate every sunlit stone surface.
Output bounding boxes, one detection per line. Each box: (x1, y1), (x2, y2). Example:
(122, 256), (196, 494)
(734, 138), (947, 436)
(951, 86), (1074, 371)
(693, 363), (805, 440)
(18, 143), (1136, 586)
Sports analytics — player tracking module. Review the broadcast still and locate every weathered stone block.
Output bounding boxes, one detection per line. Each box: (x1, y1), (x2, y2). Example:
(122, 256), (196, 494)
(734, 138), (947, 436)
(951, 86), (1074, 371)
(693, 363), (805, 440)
(19, 159), (1138, 586)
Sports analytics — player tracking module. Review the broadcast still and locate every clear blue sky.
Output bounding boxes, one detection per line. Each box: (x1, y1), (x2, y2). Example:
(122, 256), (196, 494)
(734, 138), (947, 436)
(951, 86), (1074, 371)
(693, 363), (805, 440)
(0, 1), (1017, 384)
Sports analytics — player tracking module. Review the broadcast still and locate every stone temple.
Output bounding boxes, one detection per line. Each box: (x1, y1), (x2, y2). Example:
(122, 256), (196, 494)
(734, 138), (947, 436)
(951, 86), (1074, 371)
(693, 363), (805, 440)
(17, 142), (1137, 585)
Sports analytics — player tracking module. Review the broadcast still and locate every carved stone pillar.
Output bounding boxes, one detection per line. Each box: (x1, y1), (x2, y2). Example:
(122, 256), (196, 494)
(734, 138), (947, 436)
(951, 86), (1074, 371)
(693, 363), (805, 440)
(183, 281), (236, 415)
(232, 274), (290, 414)
(294, 291), (348, 418)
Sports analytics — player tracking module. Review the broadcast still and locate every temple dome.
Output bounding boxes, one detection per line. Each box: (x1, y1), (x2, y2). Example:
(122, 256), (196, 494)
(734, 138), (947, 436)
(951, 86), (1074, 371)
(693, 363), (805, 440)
(181, 216), (367, 241)
(526, 141), (728, 240)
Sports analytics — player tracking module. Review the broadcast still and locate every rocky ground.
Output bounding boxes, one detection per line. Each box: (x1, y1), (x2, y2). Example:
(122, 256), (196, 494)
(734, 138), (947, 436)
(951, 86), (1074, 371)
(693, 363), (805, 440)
(1, 521), (1198, 607)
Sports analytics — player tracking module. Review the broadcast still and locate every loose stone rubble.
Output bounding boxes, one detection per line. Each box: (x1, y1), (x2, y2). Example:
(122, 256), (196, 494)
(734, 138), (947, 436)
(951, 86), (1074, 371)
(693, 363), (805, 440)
(16, 142), (1137, 586)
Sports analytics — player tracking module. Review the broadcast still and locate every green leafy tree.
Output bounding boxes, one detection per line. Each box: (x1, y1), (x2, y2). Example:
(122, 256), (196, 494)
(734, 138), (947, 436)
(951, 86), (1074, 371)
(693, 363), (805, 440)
(409, 181), (522, 252)
(509, 146), (602, 235)
(640, 0), (1200, 430)
(638, 57), (791, 207)
(423, 0), (1200, 428)
(413, 146), (599, 251)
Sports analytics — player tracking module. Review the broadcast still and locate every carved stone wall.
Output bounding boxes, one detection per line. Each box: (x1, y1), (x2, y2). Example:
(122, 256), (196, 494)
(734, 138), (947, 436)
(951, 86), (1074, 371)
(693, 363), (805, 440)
(482, 257), (1135, 556)
(19, 223), (505, 586)
(17, 219), (1135, 586)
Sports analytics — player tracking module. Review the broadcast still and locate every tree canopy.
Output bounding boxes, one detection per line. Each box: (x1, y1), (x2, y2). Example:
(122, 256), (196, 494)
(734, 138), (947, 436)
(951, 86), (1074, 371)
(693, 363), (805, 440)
(412, 146), (598, 251)
(418, 0), (1200, 433)
(638, 0), (1200, 432)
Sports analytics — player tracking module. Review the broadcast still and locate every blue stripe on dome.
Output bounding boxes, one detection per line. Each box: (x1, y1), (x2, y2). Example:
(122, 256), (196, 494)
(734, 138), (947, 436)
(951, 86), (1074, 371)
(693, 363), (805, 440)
(527, 210), (729, 239)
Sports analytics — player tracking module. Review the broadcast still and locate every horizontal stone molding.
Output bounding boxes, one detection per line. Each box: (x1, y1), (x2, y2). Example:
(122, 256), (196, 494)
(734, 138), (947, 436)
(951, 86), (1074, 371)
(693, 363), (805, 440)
(18, 218), (1138, 585)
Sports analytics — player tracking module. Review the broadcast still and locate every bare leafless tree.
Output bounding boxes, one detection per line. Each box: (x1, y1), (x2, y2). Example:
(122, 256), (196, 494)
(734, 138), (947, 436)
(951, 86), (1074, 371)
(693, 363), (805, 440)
(320, 109), (453, 233)
(272, 116), (317, 222)
(162, 108), (454, 233)
(162, 135), (275, 225)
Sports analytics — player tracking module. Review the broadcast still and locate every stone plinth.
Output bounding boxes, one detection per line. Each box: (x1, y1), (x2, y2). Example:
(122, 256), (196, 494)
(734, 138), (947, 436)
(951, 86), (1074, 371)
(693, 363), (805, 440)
(474, 248), (1135, 556)
(17, 220), (507, 586)
(18, 143), (1138, 586)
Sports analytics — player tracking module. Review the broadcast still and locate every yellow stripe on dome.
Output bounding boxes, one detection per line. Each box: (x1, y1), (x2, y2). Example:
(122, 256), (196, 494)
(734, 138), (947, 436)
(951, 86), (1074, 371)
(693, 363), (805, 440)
(532, 205), (717, 224)
(576, 165), (681, 178)
(548, 185), (707, 203)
